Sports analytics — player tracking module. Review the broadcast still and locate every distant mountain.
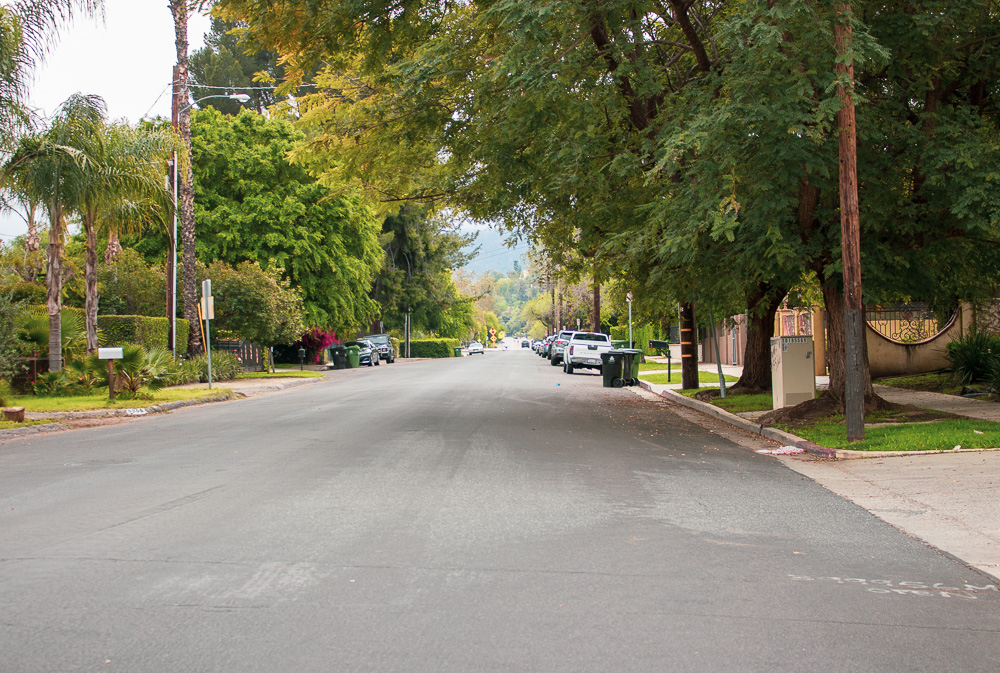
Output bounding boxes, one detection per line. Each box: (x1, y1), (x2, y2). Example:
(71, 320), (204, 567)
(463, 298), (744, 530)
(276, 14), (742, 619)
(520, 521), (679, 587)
(461, 226), (528, 274)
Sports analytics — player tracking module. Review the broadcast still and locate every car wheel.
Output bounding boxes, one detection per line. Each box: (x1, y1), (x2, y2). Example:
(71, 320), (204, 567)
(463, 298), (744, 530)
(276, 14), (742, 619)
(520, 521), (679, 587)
(375, 356), (380, 366)
(565, 361), (574, 374)
(368, 357), (374, 367)
(550, 356), (560, 366)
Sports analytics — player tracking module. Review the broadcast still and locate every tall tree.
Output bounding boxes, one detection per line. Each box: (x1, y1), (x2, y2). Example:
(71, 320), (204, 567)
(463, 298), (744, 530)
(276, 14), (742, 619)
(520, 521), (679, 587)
(2, 94), (104, 370)
(76, 121), (176, 352)
(170, 0), (202, 354)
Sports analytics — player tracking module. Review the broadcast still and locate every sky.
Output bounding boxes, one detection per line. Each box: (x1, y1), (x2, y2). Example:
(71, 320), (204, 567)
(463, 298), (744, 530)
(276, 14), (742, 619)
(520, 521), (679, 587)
(0, 0), (212, 243)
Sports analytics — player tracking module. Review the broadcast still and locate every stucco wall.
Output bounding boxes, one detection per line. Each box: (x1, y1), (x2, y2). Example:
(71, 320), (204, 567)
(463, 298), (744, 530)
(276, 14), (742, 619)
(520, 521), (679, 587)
(866, 303), (973, 378)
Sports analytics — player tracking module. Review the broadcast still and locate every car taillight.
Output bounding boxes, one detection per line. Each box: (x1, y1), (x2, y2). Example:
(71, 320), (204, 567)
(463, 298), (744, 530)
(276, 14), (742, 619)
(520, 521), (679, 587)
(569, 345), (574, 355)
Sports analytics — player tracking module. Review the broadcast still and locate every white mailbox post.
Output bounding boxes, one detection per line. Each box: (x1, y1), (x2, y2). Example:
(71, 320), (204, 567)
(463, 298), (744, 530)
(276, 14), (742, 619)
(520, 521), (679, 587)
(98, 347), (124, 402)
(770, 336), (816, 409)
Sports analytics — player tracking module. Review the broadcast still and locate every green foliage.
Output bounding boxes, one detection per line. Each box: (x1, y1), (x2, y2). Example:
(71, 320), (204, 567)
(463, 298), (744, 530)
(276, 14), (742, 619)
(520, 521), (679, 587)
(205, 260), (305, 346)
(946, 330), (1000, 385)
(0, 378), (11, 407)
(408, 338), (461, 358)
(372, 205), (476, 335)
(189, 108), (384, 335)
(98, 248), (166, 316)
(183, 350), (243, 383)
(0, 292), (27, 380)
(109, 344), (173, 394)
(610, 324), (662, 353)
(98, 315), (190, 352)
(19, 306), (87, 359)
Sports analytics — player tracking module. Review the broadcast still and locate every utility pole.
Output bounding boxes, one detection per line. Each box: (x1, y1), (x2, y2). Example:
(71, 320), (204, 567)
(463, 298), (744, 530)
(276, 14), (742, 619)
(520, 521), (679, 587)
(836, 3), (864, 441)
(167, 65), (180, 359)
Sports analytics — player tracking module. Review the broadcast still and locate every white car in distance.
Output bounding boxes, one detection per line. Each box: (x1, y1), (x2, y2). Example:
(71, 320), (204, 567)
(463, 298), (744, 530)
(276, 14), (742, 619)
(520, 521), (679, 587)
(467, 341), (485, 355)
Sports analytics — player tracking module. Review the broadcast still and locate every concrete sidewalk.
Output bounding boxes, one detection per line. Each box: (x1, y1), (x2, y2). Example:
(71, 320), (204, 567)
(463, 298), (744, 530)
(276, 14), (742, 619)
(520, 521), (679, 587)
(636, 359), (1000, 580)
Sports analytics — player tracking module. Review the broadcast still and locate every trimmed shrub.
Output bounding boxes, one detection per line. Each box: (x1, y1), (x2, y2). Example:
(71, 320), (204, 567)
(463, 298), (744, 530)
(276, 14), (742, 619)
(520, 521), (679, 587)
(409, 338), (461, 358)
(610, 324), (661, 353)
(184, 350), (242, 382)
(98, 315), (190, 352)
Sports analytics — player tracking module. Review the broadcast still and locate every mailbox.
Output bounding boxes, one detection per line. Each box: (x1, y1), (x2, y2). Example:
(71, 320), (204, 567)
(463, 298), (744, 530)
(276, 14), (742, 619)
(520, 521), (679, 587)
(98, 347), (123, 360)
(771, 336), (816, 409)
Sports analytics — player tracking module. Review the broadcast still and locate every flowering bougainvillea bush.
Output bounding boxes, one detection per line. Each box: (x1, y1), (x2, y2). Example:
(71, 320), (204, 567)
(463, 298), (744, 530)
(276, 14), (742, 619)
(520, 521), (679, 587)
(296, 327), (338, 364)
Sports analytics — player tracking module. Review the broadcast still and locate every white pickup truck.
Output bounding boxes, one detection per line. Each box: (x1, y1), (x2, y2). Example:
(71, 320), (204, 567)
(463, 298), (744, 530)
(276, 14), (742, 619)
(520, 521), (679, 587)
(563, 332), (613, 374)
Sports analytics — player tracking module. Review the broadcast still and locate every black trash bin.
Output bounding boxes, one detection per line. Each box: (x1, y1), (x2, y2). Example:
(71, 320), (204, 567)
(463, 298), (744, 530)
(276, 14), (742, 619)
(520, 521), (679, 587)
(328, 345), (348, 370)
(602, 350), (626, 388)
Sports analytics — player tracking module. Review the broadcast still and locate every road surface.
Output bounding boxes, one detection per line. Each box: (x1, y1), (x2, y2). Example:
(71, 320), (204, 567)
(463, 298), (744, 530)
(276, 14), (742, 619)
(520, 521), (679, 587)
(2, 349), (998, 671)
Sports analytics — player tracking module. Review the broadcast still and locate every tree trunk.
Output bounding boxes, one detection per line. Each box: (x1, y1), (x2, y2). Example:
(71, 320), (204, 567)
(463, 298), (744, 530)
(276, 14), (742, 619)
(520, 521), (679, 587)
(680, 302), (698, 389)
(822, 283), (884, 411)
(591, 277), (600, 332)
(171, 1), (202, 355)
(46, 208), (63, 372)
(84, 214), (99, 354)
(733, 287), (786, 392)
(104, 229), (122, 264)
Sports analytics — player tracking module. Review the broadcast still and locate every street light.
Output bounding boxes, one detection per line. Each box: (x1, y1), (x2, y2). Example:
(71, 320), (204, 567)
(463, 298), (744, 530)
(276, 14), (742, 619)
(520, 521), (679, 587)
(168, 92), (251, 359)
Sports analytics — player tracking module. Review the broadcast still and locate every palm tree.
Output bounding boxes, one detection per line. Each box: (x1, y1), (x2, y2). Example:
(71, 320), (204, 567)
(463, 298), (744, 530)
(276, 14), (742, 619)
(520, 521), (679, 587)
(2, 93), (105, 371)
(77, 121), (177, 352)
(0, 0), (104, 155)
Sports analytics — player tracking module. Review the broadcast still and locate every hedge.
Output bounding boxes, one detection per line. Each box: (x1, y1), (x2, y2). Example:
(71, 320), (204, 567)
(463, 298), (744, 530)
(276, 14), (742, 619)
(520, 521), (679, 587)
(27, 306), (190, 354)
(98, 315), (190, 352)
(408, 338), (461, 358)
(610, 324), (664, 353)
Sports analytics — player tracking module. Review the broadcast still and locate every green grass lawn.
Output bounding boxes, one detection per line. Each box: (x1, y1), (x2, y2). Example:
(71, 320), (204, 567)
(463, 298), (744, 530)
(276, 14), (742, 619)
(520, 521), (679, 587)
(12, 387), (234, 413)
(640, 371), (738, 385)
(712, 393), (774, 414)
(876, 372), (964, 395)
(235, 371), (324, 379)
(778, 417), (1000, 452)
(638, 360), (679, 372)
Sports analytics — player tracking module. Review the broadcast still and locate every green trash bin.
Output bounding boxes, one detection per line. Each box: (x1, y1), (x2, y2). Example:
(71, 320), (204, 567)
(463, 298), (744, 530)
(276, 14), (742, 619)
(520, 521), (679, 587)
(453, 346), (462, 357)
(346, 345), (361, 368)
(620, 349), (643, 386)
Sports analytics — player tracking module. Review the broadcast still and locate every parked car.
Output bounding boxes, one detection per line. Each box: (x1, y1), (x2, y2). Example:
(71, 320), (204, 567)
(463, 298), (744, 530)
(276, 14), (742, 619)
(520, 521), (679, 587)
(549, 330), (579, 366)
(468, 341), (485, 354)
(344, 339), (380, 366)
(521, 339), (530, 348)
(366, 333), (395, 363)
(540, 335), (555, 357)
(531, 339), (543, 352)
(563, 332), (613, 374)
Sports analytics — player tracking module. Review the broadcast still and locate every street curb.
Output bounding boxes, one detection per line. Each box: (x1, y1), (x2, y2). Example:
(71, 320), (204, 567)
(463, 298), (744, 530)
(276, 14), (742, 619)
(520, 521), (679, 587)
(637, 382), (1000, 460)
(22, 392), (239, 422)
(0, 422), (69, 440)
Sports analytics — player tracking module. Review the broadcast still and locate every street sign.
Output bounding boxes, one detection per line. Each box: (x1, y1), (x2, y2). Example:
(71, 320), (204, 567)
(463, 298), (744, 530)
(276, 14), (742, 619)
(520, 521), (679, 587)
(97, 347), (123, 360)
(626, 291), (633, 303)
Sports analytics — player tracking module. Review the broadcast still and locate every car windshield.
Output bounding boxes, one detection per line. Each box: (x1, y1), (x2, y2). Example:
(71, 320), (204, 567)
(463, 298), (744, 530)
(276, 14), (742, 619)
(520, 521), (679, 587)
(367, 335), (389, 344)
(345, 341), (370, 348)
(470, 342), (482, 346)
(574, 333), (609, 342)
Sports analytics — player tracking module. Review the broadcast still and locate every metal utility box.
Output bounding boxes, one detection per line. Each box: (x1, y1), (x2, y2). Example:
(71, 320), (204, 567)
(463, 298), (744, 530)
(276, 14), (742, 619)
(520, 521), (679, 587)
(771, 336), (816, 409)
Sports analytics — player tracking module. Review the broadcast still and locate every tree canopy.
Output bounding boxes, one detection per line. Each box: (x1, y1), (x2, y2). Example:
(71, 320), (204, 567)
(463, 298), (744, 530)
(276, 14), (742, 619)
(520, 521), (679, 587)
(215, 0), (1000, 401)
(189, 108), (384, 337)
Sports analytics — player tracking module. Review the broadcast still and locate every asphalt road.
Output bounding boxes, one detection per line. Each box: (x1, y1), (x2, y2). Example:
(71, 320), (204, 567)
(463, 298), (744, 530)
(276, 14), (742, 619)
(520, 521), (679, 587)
(2, 349), (998, 672)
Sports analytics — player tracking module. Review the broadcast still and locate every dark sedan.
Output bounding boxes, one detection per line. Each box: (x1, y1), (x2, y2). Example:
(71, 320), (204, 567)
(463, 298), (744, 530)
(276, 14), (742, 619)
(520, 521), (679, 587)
(345, 339), (380, 366)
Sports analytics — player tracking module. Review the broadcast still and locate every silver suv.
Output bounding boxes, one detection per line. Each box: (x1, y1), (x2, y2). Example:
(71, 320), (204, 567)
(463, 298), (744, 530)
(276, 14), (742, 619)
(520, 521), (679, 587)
(366, 334), (395, 363)
(548, 330), (579, 366)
